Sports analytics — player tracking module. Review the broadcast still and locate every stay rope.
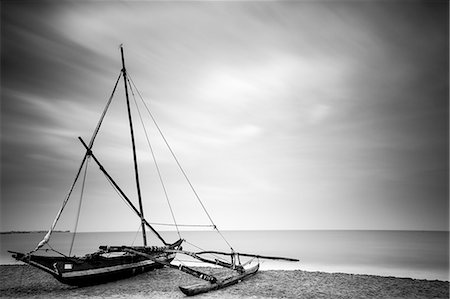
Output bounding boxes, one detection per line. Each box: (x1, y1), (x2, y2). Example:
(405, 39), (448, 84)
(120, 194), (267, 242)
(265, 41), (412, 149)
(69, 156), (90, 256)
(89, 72), (122, 147)
(148, 222), (214, 228)
(127, 74), (234, 251)
(131, 223), (142, 246)
(184, 240), (230, 264)
(32, 72), (122, 253)
(127, 77), (181, 240)
(103, 172), (138, 217)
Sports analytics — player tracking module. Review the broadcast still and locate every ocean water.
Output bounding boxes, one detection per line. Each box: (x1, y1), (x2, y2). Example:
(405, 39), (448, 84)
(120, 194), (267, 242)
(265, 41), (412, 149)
(1, 230), (448, 281)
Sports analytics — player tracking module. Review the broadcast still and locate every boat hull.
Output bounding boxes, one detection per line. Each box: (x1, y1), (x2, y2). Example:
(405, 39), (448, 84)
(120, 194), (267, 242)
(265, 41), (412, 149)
(179, 263), (260, 296)
(10, 249), (174, 286)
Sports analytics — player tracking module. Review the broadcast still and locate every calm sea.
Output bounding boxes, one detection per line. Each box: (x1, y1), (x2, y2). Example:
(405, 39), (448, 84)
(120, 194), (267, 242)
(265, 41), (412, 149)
(1, 230), (448, 281)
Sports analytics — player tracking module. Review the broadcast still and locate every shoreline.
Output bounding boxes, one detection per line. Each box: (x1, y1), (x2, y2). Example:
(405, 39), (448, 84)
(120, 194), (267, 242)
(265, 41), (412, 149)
(1, 265), (448, 298)
(1, 260), (447, 282)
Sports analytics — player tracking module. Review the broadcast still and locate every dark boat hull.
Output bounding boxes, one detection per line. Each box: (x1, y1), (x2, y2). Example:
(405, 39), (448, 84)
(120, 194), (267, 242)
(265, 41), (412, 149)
(10, 249), (174, 286)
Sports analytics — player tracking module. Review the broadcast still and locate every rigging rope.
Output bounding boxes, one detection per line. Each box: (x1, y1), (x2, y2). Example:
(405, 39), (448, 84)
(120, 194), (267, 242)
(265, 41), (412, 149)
(103, 167), (211, 231)
(131, 223), (142, 246)
(103, 171), (137, 217)
(47, 243), (70, 258)
(69, 157), (90, 256)
(127, 77), (181, 240)
(127, 74), (234, 251)
(148, 222), (214, 228)
(184, 240), (230, 264)
(89, 72), (122, 147)
(100, 166), (171, 247)
(32, 72), (122, 253)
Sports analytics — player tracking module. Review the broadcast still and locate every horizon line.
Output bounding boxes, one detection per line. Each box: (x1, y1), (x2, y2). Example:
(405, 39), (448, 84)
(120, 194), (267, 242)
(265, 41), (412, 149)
(1, 228), (449, 234)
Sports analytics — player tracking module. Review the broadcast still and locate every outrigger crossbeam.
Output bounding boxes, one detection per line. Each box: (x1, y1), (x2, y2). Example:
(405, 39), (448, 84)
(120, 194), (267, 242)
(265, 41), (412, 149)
(194, 250), (300, 262)
(122, 247), (217, 283)
(119, 245), (297, 296)
(123, 246), (261, 296)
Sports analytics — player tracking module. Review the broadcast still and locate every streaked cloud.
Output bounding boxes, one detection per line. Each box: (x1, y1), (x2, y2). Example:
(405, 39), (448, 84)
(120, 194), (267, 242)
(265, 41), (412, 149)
(1, 1), (448, 232)
(307, 104), (331, 125)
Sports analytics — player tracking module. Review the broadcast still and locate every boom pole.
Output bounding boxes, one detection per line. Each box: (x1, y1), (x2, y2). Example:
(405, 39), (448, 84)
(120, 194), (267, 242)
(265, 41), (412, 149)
(120, 45), (147, 246)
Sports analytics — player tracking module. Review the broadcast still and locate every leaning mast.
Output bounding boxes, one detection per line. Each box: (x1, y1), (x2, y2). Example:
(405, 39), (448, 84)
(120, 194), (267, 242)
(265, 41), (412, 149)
(120, 45), (147, 246)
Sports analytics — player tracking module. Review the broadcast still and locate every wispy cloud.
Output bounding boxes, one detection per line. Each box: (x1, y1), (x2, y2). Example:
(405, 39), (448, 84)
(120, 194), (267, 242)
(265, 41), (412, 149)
(1, 1), (448, 232)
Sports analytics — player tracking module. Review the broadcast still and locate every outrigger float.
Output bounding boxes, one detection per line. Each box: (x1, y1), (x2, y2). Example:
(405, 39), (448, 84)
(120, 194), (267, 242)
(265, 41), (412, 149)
(10, 46), (298, 296)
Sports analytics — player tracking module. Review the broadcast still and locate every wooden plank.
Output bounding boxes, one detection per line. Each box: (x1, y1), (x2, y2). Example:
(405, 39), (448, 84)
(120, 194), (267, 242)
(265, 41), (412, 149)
(179, 264), (259, 296)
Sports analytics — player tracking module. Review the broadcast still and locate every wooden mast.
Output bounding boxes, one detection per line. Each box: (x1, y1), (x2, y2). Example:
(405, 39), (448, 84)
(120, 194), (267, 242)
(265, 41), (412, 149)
(120, 45), (147, 246)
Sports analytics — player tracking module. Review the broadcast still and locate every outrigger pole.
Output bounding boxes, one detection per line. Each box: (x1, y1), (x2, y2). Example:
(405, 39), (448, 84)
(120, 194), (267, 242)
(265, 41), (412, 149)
(120, 45), (147, 246)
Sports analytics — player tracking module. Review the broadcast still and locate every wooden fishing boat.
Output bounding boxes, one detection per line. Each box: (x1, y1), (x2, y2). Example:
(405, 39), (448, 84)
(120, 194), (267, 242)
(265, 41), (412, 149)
(10, 45), (298, 295)
(9, 242), (181, 286)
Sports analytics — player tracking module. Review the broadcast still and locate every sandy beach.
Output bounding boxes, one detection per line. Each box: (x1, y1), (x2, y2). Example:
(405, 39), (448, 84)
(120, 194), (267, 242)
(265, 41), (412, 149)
(0, 265), (448, 299)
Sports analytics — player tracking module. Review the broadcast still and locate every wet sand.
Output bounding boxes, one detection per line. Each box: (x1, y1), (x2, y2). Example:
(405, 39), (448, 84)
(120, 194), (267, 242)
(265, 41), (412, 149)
(0, 265), (448, 298)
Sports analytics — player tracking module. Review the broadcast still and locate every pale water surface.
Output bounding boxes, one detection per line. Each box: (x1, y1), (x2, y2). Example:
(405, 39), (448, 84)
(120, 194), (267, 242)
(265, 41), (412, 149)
(1, 230), (448, 281)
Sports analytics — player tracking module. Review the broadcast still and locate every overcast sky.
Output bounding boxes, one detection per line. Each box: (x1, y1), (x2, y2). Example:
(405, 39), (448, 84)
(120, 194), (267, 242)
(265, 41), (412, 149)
(1, 1), (448, 234)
